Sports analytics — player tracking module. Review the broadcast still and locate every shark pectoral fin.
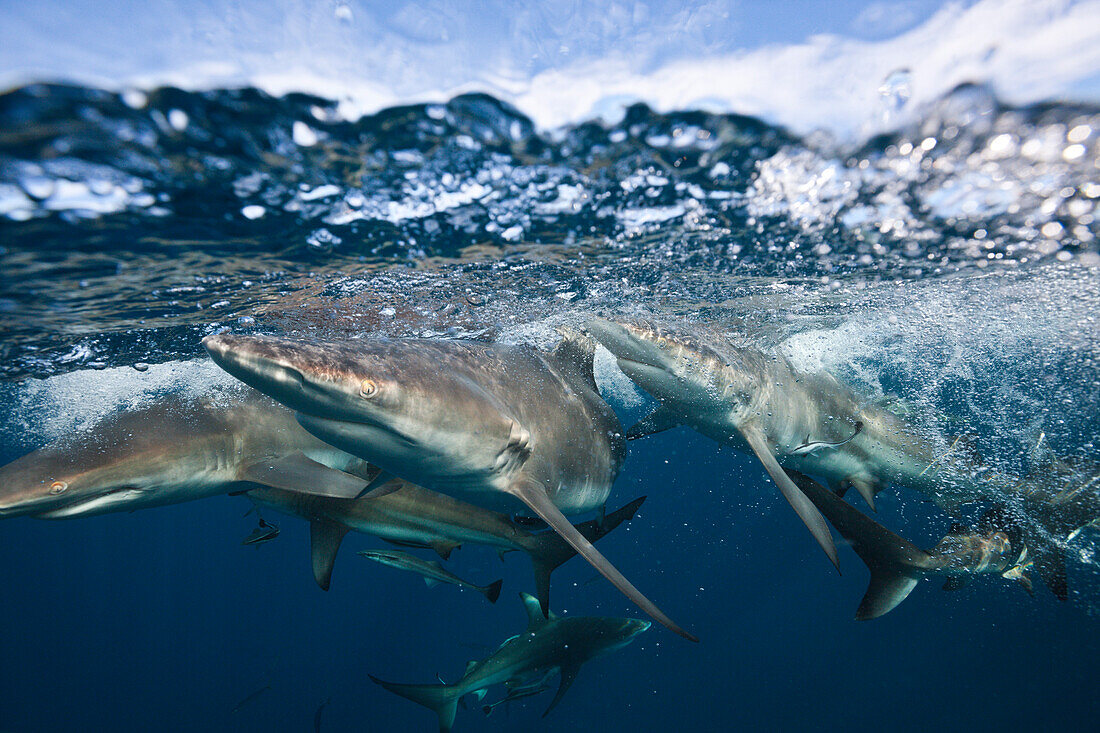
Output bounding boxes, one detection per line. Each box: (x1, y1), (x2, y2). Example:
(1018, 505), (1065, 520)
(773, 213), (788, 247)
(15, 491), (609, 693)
(858, 570), (921, 620)
(310, 519), (350, 591)
(542, 664), (580, 718)
(240, 453), (367, 499)
(625, 405), (682, 440)
(741, 427), (840, 572)
(424, 577), (440, 588)
(1003, 567), (1035, 597)
(355, 471), (398, 499)
(507, 482), (697, 642)
(941, 576), (971, 591)
(845, 475), (880, 512)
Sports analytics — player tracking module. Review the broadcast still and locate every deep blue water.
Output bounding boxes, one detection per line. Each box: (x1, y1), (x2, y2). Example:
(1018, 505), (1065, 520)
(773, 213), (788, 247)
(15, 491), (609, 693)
(1, 82), (1099, 731)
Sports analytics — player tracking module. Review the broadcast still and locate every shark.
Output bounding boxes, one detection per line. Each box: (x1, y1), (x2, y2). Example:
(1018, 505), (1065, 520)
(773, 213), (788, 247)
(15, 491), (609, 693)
(369, 592), (650, 732)
(789, 470), (1032, 618)
(248, 482), (645, 611)
(586, 318), (1033, 569)
(358, 549), (504, 604)
(204, 331), (696, 641)
(0, 388), (380, 520)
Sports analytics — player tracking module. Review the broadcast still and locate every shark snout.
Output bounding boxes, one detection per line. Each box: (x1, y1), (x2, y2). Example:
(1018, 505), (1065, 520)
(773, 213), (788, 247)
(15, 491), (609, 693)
(586, 319), (671, 371)
(204, 333), (311, 404)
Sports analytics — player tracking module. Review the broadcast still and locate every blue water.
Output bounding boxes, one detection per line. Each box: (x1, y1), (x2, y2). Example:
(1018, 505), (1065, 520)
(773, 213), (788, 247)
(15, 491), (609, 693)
(1, 80), (1099, 732)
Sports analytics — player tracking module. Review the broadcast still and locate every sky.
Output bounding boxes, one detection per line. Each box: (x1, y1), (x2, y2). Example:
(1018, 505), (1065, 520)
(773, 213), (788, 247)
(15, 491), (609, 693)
(1, 1), (1098, 138)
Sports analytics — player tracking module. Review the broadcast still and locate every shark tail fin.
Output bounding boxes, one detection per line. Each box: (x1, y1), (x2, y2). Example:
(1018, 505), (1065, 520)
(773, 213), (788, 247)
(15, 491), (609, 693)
(516, 496), (647, 615)
(788, 471), (928, 619)
(369, 675), (461, 733)
(481, 579), (504, 604)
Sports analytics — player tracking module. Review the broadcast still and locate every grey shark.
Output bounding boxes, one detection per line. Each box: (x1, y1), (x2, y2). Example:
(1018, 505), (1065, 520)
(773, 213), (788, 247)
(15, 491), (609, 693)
(790, 470), (1032, 618)
(587, 318), (1033, 568)
(0, 389), (377, 520)
(249, 481), (645, 611)
(204, 331), (695, 641)
(358, 549), (504, 604)
(369, 592), (650, 732)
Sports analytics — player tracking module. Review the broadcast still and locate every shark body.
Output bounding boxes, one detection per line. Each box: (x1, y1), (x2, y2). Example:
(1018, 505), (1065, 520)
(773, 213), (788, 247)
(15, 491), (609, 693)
(204, 332), (695, 640)
(790, 471), (1032, 618)
(358, 549), (504, 604)
(587, 318), (1028, 567)
(369, 592), (650, 731)
(248, 482), (644, 610)
(0, 389), (375, 520)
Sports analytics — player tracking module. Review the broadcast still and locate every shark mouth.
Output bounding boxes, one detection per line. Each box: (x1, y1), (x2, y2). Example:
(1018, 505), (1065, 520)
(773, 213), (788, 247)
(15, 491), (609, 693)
(35, 487), (150, 519)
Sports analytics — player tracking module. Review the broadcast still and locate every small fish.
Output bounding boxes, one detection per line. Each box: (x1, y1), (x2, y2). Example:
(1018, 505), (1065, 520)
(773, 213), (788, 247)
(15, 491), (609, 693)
(242, 518), (280, 545)
(231, 684), (271, 714)
(358, 549), (503, 604)
(789, 421), (864, 457)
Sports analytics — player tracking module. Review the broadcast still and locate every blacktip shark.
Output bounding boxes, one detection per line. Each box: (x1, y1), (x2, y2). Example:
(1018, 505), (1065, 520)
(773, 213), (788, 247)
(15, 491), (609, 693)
(587, 318), (1039, 569)
(789, 471), (1032, 618)
(249, 481), (646, 611)
(0, 389), (378, 520)
(358, 549), (504, 604)
(204, 331), (696, 641)
(369, 592), (651, 732)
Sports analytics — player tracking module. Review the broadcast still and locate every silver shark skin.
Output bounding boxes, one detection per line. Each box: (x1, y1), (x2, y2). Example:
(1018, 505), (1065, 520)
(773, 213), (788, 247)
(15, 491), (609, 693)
(248, 481), (645, 610)
(790, 471), (1032, 618)
(369, 592), (650, 732)
(204, 332), (696, 641)
(358, 549), (504, 604)
(587, 318), (1030, 568)
(0, 389), (375, 520)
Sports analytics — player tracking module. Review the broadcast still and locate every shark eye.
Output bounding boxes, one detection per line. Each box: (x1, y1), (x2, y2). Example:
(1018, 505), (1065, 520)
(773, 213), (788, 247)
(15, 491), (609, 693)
(48, 481), (68, 495)
(359, 379), (378, 398)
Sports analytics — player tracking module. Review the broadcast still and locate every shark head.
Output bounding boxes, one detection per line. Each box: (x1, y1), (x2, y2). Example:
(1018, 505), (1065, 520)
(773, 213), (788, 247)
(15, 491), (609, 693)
(576, 616), (653, 656)
(0, 423), (164, 519)
(0, 394), (247, 520)
(586, 318), (760, 424)
(203, 334), (522, 493)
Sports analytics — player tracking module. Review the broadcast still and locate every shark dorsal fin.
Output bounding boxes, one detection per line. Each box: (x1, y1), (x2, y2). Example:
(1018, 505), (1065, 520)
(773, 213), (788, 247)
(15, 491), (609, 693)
(520, 592), (550, 628)
(550, 329), (598, 392)
(464, 660), (479, 677)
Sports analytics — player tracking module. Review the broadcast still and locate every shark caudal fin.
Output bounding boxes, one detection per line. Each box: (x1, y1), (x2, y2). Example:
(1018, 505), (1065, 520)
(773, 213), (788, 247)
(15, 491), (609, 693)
(517, 496), (647, 614)
(480, 579), (504, 604)
(369, 675), (461, 733)
(508, 481), (697, 641)
(788, 471), (929, 619)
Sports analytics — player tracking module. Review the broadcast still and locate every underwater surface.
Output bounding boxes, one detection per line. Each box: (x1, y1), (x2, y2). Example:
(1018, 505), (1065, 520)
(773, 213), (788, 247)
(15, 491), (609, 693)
(1, 74), (1099, 731)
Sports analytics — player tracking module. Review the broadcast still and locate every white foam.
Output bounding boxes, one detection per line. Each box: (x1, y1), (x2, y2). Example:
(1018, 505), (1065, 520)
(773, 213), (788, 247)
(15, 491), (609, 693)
(2, 0), (1098, 142)
(4, 359), (243, 443)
